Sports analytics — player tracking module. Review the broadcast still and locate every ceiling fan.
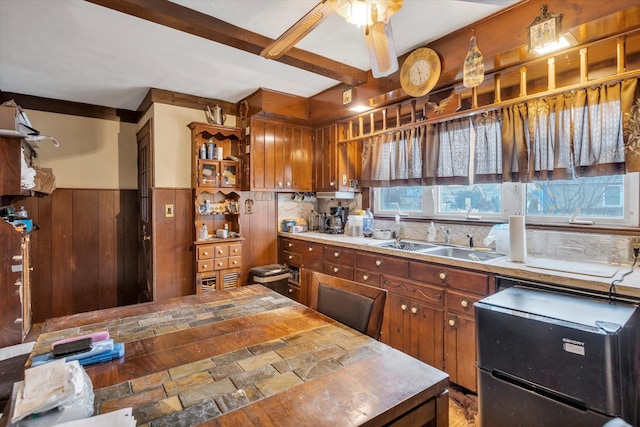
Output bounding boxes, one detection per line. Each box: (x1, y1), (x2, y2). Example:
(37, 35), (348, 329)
(260, 0), (516, 79)
(260, 0), (403, 78)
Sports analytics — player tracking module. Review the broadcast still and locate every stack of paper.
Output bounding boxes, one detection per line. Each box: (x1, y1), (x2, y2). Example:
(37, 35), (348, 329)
(54, 408), (136, 426)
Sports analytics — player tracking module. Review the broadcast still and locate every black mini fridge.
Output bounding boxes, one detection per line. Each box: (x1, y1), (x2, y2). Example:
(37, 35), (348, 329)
(476, 287), (640, 427)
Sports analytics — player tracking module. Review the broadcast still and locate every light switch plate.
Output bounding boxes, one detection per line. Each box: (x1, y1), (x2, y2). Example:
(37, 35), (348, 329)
(165, 204), (174, 218)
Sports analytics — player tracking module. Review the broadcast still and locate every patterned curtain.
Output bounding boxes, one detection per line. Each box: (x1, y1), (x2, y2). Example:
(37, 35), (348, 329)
(500, 103), (529, 182)
(622, 78), (640, 172)
(436, 118), (471, 184)
(473, 111), (503, 183)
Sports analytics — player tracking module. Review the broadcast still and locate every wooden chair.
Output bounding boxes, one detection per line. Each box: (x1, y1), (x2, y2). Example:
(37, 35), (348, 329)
(304, 269), (387, 340)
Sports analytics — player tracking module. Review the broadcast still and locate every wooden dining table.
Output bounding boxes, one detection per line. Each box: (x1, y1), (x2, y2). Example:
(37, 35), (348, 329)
(27, 285), (449, 426)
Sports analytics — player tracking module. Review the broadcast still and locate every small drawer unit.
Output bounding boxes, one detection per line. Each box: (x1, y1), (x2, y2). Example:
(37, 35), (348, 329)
(195, 239), (243, 293)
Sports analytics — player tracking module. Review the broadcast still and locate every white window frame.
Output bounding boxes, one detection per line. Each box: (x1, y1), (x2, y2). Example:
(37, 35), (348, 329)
(372, 173), (639, 228)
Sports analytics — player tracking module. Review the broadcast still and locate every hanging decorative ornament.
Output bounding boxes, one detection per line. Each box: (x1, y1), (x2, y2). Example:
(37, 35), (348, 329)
(463, 30), (484, 88)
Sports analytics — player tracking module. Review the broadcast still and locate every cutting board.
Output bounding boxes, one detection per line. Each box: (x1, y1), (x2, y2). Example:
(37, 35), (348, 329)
(526, 258), (619, 278)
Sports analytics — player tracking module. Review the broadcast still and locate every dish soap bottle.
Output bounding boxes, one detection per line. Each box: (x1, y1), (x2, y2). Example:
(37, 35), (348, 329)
(427, 221), (436, 242)
(363, 208), (374, 237)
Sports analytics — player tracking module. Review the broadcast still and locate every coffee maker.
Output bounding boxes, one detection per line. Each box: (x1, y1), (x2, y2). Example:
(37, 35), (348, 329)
(325, 206), (348, 234)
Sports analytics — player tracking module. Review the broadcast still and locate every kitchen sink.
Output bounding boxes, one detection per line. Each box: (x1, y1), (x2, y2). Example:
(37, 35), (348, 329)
(425, 246), (505, 262)
(373, 241), (439, 253)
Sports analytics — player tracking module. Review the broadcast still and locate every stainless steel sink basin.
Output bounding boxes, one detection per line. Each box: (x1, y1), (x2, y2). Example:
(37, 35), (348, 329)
(373, 241), (439, 253)
(425, 246), (504, 262)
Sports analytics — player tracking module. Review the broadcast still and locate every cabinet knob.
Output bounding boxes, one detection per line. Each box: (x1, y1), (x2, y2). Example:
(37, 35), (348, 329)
(439, 271), (449, 282)
(288, 243), (293, 248)
(333, 267), (339, 273)
(411, 306), (418, 314)
(203, 264), (208, 269)
(278, 181), (283, 187)
(288, 288), (293, 293)
(287, 182), (291, 187)
(401, 304), (407, 311)
(363, 274), (369, 281)
(217, 262), (223, 266)
(376, 259), (382, 266)
(233, 248), (238, 253)
(232, 260), (238, 265)
(308, 247), (314, 252)
(218, 250), (224, 254)
(288, 255), (293, 260)
(461, 299), (470, 308)
(449, 318), (457, 327)
(203, 251), (208, 256)
(334, 251), (339, 258)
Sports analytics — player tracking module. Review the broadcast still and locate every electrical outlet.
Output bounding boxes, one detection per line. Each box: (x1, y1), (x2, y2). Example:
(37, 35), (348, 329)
(629, 237), (640, 260)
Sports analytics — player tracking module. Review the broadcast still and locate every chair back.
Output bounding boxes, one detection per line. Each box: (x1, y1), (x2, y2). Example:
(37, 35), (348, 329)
(306, 270), (387, 340)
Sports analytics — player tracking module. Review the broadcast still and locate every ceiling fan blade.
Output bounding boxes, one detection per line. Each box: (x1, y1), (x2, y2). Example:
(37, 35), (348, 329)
(364, 20), (398, 78)
(261, 0), (334, 59)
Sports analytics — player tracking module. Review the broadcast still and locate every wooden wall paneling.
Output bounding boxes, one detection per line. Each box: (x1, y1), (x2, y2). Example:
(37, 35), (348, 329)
(51, 190), (74, 318)
(238, 191), (277, 284)
(175, 188), (194, 297)
(99, 191), (118, 309)
(152, 188), (193, 301)
(120, 190), (139, 306)
(72, 190), (100, 313)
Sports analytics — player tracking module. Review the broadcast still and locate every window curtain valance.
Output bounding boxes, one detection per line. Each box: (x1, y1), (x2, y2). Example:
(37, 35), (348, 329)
(361, 78), (640, 188)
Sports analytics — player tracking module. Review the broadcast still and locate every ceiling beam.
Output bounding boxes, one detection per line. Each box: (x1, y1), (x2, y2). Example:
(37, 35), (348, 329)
(84, 0), (369, 87)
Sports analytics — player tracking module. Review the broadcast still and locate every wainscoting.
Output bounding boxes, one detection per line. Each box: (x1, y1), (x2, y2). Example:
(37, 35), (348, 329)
(18, 189), (139, 323)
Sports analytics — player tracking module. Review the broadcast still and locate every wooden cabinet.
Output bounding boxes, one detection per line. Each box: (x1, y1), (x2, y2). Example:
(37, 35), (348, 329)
(381, 275), (444, 370)
(312, 124), (338, 191)
(189, 122), (244, 293)
(0, 220), (31, 346)
(250, 117), (312, 191)
(411, 261), (491, 392)
(323, 245), (354, 279)
(337, 140), (362, 190)
(196, 241), (242, 292)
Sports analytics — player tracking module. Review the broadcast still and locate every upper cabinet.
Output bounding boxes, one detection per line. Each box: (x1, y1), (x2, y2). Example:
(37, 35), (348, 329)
(250, 117), (312, 191)
(312, 124), (338, 191)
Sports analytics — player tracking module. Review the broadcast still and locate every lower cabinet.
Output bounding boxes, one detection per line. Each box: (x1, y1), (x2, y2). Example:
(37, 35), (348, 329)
(196, 240), (242, 292)
(381, 275), (444, 370)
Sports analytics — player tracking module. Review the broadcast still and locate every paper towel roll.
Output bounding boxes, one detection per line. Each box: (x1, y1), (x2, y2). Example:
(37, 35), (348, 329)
(509, 215), (527, 262)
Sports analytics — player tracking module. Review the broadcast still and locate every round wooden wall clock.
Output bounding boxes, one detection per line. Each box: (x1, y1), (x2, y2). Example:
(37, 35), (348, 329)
(400, 48), (441, 97)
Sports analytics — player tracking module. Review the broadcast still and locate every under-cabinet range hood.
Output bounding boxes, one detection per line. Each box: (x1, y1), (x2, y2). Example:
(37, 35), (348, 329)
(316, 191), (355, 199)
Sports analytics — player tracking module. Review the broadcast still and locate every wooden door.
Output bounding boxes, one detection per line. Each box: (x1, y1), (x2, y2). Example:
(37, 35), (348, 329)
(137, 120), (153, 302)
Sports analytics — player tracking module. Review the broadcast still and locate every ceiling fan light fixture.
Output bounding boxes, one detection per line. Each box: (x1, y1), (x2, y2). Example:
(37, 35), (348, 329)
(365, 20), (398, 77)
(331, 0), (402, 27)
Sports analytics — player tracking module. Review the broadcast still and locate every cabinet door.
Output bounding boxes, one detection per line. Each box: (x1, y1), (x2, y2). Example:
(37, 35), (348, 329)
(250, 118), (278, 190)
(290, 126), (312, 191)
(301, 241), (323, 271)
(384, 291), (444, 370)
(444, 311), (477, 392)
(312, 125), (337, 191)
(337, 140), (362, 189)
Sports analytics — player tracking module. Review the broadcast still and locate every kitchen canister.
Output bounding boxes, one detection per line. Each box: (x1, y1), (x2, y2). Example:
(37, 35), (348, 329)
(508, 215), (526, 262)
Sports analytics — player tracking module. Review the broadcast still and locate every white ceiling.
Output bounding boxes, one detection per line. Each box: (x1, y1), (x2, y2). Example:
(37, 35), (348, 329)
(0, 0), (519, 111)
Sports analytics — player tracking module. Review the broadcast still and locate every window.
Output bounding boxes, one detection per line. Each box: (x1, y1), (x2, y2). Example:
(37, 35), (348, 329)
(373, 173), (639, 227)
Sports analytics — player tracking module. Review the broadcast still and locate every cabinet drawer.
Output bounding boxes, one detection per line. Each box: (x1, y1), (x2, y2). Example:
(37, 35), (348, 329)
(323, 246), (354, 266)
(197, 259), (214, 272)
(228, 243), (242, 257)
(382, 275), (444, 308)
(323, 262), (354, 280)
(354, 269), (381, 287)
(410, 261), (489, 295)
(301, 242), (323, 270)
(214, 258), (229, 270)
(356, 253), (409, 277)
(214, 245), (229, 258)
(228, 256), (241, 269)
(282, 251), (301, 266)
(281, 238), (300, 253)
(447, 290), (481, 316)
(197, 245), (214, 260)
(286, 283), (301, 302)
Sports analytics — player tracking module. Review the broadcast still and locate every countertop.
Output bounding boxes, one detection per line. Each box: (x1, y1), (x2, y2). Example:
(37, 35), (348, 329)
(279, 231), (640, 300)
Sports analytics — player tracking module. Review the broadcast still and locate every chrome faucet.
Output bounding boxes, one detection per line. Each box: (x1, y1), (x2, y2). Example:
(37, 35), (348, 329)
(440, 226), (451, 245)
(467, 234), (474, 248)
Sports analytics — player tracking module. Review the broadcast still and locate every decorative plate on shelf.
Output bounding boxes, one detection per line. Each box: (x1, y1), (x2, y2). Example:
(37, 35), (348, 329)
(400, 48), (441, 97)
